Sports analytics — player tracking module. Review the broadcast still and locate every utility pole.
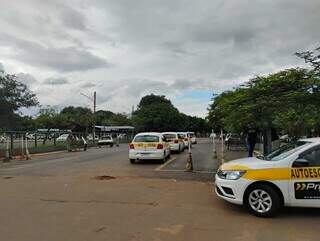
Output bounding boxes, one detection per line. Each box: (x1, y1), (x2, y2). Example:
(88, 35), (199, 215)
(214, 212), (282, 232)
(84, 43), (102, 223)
(93, 91), (96, 144)
(80, 91), (97, 143)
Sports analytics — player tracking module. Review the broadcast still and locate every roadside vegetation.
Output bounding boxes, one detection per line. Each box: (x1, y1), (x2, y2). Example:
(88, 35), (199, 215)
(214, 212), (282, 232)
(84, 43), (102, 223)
(207, 46), (320, 153)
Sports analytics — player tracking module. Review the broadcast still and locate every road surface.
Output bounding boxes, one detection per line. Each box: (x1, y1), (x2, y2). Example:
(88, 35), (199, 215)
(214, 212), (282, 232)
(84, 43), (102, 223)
(0, 138), (319, 241)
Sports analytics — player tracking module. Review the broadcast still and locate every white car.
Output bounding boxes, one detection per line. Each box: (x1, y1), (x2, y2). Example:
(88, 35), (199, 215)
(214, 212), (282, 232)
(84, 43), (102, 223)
(87, 134), (99, 141)
(129, 132), (170, 164)
(187, 132), (197, 144)
(177, 132), (191, 149)
(162, 132), (185, 153)
(215, 138), (320, 217)
(56, 134), (70, 142)
(98, 136), (114, 147)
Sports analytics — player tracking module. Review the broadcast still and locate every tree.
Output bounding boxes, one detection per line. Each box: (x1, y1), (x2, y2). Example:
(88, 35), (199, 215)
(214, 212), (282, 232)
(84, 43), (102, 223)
(296, 47), (320, 76)
(60, 106), (93, 132)
(0, 74), (38, 130)
(207, 68), (320, 154)
(132, 94), (209, 133)
(133, 94), (185, 132)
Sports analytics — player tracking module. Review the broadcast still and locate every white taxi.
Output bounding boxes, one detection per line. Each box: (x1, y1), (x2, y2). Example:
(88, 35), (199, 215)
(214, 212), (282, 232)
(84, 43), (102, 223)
(129, 132), (170, 164)
(177, 132), (191, 149)
(162, 132), (185, 153)
(215, 138), (320, 217)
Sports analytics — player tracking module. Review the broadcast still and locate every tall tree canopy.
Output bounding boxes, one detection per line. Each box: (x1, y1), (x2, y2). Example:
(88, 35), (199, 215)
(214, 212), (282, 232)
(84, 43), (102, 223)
(133, 94), (209, 133)
(207, 68), (320, 154)
(0, 73), (38, 130)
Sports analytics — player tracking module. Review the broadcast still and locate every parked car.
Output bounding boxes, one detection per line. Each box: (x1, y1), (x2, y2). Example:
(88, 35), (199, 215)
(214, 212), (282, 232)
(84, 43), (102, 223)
(56, 134), (70, 142)
(98, 136), (114, 147)
(177, 132), (191, 149)
(129, 132), (170, 164)
(87, 134), (99, 141)
(162, 132), (185, 153)
(215, 138), (320, 217)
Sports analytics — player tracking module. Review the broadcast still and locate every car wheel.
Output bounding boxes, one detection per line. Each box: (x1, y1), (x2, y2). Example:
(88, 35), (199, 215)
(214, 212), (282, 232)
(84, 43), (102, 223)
(130, 159), (136, 164)
(244, 184), (282, 217)
(110, 144), (113, 147)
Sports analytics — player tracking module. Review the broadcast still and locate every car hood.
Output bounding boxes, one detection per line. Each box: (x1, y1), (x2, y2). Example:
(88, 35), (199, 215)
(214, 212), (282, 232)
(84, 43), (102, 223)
(219, 157), (270, 171)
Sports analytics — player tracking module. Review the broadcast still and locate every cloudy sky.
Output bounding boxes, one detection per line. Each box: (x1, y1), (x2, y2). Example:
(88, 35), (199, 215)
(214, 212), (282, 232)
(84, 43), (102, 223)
(0, 0), (319, 117)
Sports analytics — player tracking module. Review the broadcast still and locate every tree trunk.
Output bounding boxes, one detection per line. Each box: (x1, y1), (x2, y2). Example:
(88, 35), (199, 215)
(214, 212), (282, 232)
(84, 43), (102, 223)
(263, 128), (272, 155)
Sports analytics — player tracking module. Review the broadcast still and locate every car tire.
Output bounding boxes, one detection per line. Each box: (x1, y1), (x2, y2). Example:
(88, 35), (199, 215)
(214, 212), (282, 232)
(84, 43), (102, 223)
(244, 184), (282, 217)
(130, 159), (136, 164)
(110, 144), (113, 147)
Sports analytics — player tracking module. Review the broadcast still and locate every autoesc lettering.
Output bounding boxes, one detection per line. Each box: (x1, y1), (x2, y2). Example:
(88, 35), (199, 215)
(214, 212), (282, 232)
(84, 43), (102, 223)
(291, 168), (320, 179)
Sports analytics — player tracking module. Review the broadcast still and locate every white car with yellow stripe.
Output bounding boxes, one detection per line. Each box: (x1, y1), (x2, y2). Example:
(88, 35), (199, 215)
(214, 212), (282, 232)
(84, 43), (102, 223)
(215, 138), (320, 217)
(162, 132), (185, 153)
(129, 132), (170, 164)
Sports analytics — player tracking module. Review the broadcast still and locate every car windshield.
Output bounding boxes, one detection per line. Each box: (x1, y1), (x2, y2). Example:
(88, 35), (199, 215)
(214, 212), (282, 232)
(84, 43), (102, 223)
(134, 135), (159, 142)
(163, 134), (176, 140)
(102, 136), (111, 140)
(178, 133), (186, 139)
(260, 141), (310, 161)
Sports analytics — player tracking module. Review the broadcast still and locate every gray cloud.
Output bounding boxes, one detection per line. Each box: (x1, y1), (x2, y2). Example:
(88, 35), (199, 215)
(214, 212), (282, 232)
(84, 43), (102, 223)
(16, 73), (38, 86)
(0, 0), (319, 117)
(43, 77), (68, 85)
(81, 83), (96, 88)
(0, 34), (109, 72)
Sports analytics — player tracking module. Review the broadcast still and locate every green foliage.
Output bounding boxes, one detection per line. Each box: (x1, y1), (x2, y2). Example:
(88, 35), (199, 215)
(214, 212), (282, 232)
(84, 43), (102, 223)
(133, 94), (209, 133)
(0, 74), (38, 130)
(207, 68), (320, 139)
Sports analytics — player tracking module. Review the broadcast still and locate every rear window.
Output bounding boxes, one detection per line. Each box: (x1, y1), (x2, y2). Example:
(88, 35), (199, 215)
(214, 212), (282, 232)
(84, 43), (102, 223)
(188, 133), (195, 137)
(134, 135), (159, 142)
(163, 134), (176, 140)
(178, 134), (186, 139)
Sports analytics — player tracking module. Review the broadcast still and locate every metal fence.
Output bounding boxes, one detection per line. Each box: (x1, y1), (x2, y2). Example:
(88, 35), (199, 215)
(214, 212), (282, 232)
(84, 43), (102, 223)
(0, 131), (134, 160)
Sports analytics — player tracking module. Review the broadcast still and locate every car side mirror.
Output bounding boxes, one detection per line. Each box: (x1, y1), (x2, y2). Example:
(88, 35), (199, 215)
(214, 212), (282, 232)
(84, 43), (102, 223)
(292, 158), (309, 168)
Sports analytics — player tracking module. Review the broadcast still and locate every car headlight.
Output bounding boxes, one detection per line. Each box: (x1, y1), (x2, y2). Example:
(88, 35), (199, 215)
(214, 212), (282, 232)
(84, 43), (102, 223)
(217, 170), (246, 180)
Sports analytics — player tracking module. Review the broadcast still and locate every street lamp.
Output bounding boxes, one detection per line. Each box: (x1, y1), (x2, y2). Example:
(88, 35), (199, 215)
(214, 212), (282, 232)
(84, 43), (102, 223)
(80, 91), (97, 143)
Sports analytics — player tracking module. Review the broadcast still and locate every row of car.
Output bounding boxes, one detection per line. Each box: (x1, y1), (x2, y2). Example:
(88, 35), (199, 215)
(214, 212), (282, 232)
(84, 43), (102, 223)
(128, 132), (196, 164)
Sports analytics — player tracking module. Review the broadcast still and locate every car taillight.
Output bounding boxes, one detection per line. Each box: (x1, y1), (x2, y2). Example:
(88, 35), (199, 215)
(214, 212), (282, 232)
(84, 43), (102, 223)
(129, 144), (134, 149)
(174, 139), (179, 143)
(157, 143), (163, 149)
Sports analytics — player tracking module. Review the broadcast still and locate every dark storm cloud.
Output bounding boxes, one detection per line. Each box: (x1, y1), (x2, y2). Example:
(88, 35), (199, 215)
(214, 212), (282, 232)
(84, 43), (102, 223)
(0, 34), (109, 72)
(43, 77), (69, 85)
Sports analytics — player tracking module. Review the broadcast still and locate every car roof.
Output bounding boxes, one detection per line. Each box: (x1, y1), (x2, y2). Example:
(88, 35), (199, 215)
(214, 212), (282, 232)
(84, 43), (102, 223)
(162, 132), (177, 135)
(299, 137), (320, 143)
(135, 132), (162, 136)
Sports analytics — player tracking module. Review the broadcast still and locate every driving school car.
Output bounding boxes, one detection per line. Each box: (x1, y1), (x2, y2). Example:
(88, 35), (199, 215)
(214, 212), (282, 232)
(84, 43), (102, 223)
(215, 138), (320, 217)
(129, 132), (170, 164)
(162, 132), (185, 153)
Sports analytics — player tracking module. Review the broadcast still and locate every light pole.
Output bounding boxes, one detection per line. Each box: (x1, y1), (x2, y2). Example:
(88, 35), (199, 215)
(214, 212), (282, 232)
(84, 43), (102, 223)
(80, 91), (97, 143)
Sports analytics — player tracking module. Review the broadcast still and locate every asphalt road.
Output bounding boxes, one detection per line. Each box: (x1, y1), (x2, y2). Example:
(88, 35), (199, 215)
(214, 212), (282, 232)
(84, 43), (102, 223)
(0, 138), (319, 241)
(0, 138), (217, 182)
